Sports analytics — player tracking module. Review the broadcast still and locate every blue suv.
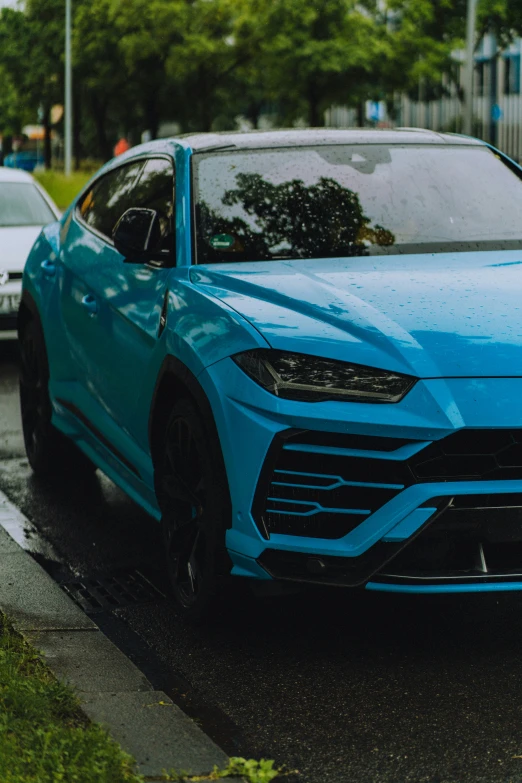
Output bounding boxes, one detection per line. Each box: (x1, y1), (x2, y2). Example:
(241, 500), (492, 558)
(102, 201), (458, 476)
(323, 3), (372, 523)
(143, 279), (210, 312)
(19, 129), (522, 619)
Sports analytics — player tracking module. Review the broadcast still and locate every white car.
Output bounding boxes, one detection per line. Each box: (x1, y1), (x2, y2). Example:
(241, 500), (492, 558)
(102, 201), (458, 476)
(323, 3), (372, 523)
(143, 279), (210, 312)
(0, 167), (60, 340)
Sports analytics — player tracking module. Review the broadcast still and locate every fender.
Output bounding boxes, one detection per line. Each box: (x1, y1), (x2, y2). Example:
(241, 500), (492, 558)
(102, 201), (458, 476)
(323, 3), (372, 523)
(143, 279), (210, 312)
(148, 353), (233, 528)
(148, 354), (218, 453)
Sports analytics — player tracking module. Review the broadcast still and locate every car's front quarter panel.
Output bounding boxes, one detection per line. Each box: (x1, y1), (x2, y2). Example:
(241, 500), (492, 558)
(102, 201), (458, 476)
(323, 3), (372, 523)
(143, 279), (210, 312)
(163, 275), (270, 379)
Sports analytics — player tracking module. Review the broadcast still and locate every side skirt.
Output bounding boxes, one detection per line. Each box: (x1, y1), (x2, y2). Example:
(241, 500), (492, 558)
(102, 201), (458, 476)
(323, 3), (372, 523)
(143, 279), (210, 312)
(51, 399), (162, 521)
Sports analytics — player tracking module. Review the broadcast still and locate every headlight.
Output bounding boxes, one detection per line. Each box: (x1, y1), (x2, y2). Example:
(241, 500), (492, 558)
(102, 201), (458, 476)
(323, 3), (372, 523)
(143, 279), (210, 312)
(232, 349), (415, 403)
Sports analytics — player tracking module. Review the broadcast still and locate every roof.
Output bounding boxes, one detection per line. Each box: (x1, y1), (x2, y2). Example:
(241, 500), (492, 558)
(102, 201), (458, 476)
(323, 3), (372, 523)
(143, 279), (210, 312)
(80, 126), (488, 184)
(0, 167), (35, 183)
(175, 127), (485, 152)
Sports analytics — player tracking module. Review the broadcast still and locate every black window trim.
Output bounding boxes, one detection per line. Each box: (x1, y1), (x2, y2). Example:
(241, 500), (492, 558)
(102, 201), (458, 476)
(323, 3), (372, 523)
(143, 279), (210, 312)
(74, 153), (176, 267)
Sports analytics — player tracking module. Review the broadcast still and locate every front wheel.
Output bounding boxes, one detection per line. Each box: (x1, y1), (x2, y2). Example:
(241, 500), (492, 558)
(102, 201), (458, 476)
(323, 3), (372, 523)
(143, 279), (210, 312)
(157, 398), (232, 622)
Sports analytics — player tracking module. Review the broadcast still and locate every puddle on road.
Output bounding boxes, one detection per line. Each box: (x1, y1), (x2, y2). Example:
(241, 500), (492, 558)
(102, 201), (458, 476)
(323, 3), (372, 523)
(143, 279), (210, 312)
(0, 487), (62, 566)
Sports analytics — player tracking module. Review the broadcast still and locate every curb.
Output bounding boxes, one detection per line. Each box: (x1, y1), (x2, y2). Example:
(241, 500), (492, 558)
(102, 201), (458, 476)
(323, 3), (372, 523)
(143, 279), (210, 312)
(0, 489), (244, 782)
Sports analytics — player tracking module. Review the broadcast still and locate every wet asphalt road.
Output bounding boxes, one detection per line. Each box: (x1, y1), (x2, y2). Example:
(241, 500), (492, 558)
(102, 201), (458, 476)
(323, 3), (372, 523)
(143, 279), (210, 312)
(3, 342), (522, 783)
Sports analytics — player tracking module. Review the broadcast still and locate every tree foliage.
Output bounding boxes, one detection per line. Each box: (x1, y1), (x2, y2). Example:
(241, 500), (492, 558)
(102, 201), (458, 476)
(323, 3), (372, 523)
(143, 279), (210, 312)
(0, 0), (521, 164)
(198, 172), (394, 264)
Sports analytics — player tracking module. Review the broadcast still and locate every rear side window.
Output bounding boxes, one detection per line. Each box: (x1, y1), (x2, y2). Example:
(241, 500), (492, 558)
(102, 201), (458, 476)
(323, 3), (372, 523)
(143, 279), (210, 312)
(78, 162), (144, 239)
(77, 157), (175, 252)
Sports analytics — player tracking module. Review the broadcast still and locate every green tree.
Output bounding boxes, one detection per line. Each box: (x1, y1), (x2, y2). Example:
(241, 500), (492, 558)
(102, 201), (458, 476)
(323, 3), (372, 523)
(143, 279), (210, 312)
(170, 0), (247, 131)
(110, 0), (183, 139)
(382, 0), (522, 101)
(0, 65), (32, 146)
(0, 1), (64, 167)
(73, 0), (131, 160)
(113, 0), (248, 133)
(242, 0), (383, 126)
(377, 0), (463, 101)
(479, 0), (522, 43)
(0, 9), (35, 151)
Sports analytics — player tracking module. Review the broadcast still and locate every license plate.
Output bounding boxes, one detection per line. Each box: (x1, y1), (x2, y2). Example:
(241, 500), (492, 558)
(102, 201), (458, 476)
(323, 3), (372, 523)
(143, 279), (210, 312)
(0, 294), (21, 314)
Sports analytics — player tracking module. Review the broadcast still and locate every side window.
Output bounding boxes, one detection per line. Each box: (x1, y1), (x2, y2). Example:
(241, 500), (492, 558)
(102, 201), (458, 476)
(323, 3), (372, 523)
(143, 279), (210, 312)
(78, 161), (144, 239)
(132, 158), (175, 252)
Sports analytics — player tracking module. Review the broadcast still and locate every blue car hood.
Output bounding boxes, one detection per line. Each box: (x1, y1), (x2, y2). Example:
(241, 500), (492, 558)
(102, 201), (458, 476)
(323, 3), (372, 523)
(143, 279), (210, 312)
(191, 251), (522, 378)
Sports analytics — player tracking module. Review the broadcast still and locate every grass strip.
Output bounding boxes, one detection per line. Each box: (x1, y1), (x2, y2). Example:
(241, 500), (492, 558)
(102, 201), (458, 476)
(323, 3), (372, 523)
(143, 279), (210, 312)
(0, 615), (144, 783)
(34, 171), (94, 211)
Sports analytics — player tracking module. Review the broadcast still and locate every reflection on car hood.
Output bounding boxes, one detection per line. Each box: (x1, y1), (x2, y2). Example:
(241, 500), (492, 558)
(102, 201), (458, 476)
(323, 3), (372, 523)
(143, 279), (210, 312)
(191, 251), (522, 378)
(0, 226), (42, 272)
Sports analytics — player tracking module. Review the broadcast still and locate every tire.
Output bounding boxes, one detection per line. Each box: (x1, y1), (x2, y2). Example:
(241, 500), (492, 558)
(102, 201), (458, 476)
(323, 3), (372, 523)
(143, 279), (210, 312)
(19, 319), (96, 478)
(156, 398), (232, 622)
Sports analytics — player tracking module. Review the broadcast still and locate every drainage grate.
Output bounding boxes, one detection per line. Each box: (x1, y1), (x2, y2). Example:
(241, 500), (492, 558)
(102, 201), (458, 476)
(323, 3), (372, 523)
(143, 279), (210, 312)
(60, 570), (165, 613)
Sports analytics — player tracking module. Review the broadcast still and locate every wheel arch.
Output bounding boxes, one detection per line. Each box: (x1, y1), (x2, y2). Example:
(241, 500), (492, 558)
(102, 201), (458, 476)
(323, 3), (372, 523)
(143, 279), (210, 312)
(148, 355), (233, 526)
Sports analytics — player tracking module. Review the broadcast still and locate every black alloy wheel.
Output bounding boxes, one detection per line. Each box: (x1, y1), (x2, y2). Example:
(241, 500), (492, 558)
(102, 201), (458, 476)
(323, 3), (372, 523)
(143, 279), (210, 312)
(158, 398), (231, 621)
(19, 319), (95, 478)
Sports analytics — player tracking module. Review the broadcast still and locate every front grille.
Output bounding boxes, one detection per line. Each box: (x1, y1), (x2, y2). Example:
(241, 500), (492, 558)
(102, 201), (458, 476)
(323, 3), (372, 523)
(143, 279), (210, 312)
(425, 495), (522, 543)
(379, 498), (522, 581)
(411, 429), (522, 481)
(8, 272), (23, 281)
(253, 428), (522, 540)
(286, 430), (411, 451)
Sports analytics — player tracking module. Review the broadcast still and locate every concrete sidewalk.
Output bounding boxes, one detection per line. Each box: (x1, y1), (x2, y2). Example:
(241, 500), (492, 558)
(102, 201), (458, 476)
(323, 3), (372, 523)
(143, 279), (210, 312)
(0, 489), (244, 782)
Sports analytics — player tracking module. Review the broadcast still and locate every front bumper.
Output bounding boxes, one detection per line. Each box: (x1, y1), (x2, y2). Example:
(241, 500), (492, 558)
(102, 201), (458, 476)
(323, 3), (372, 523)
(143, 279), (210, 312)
(199, 358), (522, 594)
(0, 283), (21, 339)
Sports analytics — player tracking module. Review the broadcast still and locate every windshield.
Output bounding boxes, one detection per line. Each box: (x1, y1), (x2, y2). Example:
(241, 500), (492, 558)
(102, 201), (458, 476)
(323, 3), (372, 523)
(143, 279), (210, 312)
(193, 144), (522, 262)
(0, 182), (56, 227)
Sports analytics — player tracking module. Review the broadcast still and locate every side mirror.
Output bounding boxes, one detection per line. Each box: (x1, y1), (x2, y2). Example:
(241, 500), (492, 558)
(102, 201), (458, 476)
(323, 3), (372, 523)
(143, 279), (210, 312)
(112, 208), (164, 263)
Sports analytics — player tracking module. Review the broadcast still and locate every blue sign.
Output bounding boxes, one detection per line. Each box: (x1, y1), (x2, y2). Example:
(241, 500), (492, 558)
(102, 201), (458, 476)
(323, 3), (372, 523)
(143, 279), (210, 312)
(492, 103), (503, 122)
(366, 100), (385, 123)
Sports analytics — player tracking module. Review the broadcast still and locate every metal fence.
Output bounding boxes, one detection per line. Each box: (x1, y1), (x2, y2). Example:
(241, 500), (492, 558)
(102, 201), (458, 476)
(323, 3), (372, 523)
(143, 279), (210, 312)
(325, 35), (522, 163)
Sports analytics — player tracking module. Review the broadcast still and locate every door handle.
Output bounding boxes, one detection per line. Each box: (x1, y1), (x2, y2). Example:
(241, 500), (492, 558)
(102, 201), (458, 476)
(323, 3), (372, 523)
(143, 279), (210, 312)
(81, 294), (98, 315)
(41, 259), (56, 277)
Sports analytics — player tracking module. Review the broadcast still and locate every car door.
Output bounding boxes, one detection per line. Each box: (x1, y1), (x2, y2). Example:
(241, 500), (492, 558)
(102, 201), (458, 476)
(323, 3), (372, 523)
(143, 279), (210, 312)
(60, 160), (144, 422)
(60, 156), (175, 468)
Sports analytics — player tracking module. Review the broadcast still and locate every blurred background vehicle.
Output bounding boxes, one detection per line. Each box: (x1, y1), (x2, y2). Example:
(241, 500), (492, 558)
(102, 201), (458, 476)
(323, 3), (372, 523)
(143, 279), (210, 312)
(3, 148), (44, 172)
(0, 167), (60, 340)
(2, 126), (46, 172)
